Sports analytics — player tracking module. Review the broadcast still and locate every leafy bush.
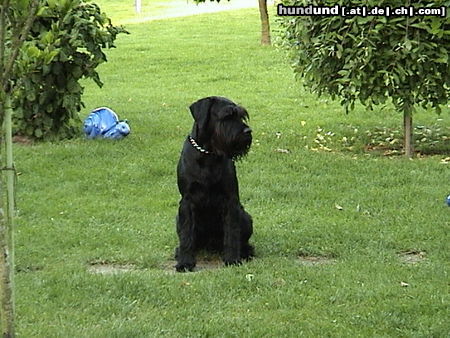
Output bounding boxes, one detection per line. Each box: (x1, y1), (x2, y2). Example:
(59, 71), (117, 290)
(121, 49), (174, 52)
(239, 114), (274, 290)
(11, 0), (127, 140)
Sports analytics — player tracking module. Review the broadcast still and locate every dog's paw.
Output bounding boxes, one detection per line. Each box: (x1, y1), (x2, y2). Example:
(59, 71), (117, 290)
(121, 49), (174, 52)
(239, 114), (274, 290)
(175, 262), (196, 272)
(241, 244), (255, 261)
(224, 259), (242, 267)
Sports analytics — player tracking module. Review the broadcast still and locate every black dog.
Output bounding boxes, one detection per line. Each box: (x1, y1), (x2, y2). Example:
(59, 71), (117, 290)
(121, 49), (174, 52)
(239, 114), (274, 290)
(175, 96), (254, 272)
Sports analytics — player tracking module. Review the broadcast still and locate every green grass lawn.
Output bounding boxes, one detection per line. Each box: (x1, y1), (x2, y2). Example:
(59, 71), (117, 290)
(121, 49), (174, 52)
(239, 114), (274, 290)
(90, 0), (176, 24)
(12, 3), (450, 337)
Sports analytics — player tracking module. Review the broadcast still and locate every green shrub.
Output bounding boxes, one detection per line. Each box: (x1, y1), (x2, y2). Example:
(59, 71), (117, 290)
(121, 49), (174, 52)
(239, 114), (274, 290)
(11, 0), (127, 140)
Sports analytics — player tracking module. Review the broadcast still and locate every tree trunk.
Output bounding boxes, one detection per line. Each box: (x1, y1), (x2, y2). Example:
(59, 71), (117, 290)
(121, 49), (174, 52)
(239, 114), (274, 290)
(403, 111), (413, 158)
(258, 0), (271, 45)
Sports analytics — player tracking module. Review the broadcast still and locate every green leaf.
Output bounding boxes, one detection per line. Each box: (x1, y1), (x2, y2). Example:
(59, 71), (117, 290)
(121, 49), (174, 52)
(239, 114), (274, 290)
(15, 0), (28, 12)
(26, 92), (36, 102)
(36, 6), (48, 17)
(44, 50), (59, 64)
(404, 38), (412, 51)
(34, 128), (43, 138)
(430, 18), (442, 35)
(27, 45), (41, 58)
(66, 78), (81, 93)
(48, 0), (57, 8)
(41, 31), (54, 45)
(71, 66), (83, 79)
(435, 48), (448, 63)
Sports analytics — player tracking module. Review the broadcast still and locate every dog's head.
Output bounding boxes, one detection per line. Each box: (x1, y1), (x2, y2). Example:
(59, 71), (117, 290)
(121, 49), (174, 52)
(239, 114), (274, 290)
(189, 96), (252, 160)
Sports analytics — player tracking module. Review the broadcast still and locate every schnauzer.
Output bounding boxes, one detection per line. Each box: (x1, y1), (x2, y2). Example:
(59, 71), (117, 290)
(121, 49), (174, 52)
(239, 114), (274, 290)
(175, 96), (254, 272)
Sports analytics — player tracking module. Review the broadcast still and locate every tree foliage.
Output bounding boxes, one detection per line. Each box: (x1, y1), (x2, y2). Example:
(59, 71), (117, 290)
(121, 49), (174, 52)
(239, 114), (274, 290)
(8, 0), (127, 140)
(279, 0), (450, 114)
(278, 0), (450, 155)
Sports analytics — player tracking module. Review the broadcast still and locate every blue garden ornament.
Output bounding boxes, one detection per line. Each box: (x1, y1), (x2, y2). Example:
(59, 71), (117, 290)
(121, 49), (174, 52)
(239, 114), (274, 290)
(83, 107), (130, 140)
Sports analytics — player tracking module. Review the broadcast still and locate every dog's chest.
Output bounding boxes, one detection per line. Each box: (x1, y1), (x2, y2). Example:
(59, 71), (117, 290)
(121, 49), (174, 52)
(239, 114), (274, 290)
(199, 161), (224, 181)
(190, 181), (226, 206)
(186, 158), (237, 204)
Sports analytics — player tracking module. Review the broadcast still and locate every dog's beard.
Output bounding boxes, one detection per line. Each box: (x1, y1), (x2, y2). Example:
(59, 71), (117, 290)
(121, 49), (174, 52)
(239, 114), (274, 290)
(212, 122), (252, 160)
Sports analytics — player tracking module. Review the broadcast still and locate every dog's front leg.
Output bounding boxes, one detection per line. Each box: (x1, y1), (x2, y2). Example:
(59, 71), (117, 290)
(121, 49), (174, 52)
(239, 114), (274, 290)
(175, 201), (196, 272)
(223, 204), (242, 266)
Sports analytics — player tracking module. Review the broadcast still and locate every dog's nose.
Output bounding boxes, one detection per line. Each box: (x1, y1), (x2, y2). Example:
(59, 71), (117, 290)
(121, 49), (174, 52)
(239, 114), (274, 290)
(243, 127), (252, 134)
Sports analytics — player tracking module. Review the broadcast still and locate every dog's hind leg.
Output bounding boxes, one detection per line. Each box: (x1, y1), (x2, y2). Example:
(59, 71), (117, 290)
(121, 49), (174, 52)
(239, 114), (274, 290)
(175, 201), (197, 272)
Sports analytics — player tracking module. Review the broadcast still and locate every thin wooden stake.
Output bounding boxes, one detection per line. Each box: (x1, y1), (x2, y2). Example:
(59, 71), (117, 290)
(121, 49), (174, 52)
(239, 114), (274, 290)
(0, 95), (15, 337)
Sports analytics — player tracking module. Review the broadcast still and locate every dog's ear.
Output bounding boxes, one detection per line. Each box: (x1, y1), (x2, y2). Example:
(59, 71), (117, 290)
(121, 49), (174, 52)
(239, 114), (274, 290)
(189, 97), (214, 133)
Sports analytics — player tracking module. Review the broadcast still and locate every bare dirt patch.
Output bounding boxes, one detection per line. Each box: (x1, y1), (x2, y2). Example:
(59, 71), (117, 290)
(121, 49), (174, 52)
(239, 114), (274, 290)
(398, 250), (426, 265)
(13, 135), (34, 145)
(87, 263), (135, 275)
(298, 255), (336, 266)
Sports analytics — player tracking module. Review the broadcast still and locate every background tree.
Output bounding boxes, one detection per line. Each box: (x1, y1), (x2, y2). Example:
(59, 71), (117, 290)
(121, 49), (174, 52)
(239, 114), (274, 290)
(195, 0), (271, 45)
(278, 0), (450, 157)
